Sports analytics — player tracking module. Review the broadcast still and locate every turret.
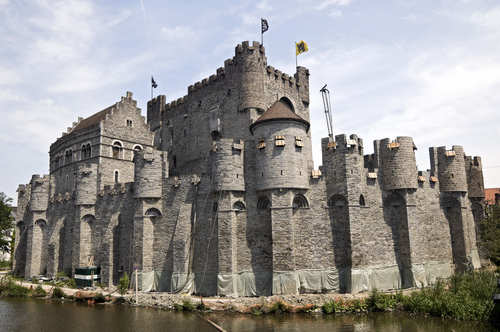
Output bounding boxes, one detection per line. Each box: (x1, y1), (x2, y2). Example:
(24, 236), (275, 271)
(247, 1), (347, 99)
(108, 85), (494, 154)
(211, 138), (245, 192)
(250, 100), (310, 191)
(465, 156), (484, 198)
(379, 137), (417, 191)
(236, 41), (267, 113)
(134, 149), (165, 198)
(75, 164), (98, 205)
(432, 146), (467, 193)
(29, 175), (49, 212)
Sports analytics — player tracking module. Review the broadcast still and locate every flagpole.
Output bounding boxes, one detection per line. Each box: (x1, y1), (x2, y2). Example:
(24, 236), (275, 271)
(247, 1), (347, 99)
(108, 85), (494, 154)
(261, 19), (263, 46)
(151, 76), (153, 100)
(295, 43), (298, 69)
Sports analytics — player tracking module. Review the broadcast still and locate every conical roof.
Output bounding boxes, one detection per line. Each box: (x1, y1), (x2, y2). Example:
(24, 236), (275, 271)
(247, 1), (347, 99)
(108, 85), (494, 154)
(249, 100), (310, 134)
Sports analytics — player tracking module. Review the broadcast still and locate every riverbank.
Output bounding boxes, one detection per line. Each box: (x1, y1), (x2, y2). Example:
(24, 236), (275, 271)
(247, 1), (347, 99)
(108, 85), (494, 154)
(2, 270), (499, 321)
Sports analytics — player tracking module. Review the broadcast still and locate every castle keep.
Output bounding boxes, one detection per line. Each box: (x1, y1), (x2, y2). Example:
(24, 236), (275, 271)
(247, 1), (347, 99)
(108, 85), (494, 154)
(13, 41), (485, 295)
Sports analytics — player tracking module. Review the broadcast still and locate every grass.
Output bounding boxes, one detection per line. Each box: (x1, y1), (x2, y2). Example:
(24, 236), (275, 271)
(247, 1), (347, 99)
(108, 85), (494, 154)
(323, 270), (500, 321)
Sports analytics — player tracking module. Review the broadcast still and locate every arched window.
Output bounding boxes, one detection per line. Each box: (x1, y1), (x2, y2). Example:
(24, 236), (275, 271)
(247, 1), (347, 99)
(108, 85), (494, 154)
(55, 156), (59, 169)
(112, 142), (122, 159)
(114, 171), (119, 183)
(328, 195), (348, 207)
(86, 144), (91, 159)
(279, 97), (295, 113)
(359, 195), (366, 207)
(35, 219), (47, 227)
(233, 201), (246, 211)
(257, 196), (271, 210)
(65, 149), (73, 164)
(145, 208), (161, 217)
(82, 215), (95, 223)
(134, 145), (142, 152)
(293, 194), (309, 208)
(384, 195), (405, 207)
(81, 145), (86, 159)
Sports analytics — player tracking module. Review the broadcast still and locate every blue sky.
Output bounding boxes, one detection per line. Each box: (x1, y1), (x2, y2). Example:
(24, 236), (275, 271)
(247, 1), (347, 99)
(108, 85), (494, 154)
(1, 0), (499, 204)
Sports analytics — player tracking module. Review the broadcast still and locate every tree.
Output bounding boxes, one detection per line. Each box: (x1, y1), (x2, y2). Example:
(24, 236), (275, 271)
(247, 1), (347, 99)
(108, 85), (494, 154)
(0, 192), (14, 255)
(479, 204), (500, 266)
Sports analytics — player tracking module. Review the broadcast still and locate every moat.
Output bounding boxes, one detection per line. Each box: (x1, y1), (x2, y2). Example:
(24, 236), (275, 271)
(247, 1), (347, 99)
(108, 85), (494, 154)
(1, 297), (499, 332)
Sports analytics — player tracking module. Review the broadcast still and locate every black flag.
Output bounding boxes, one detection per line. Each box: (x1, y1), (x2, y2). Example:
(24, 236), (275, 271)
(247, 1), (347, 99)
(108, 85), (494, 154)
(151, 76), (158, 88)
(261, 19), (269, 33)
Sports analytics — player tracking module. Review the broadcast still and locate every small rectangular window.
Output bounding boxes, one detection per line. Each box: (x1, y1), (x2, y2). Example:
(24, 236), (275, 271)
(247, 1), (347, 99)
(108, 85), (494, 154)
(126, 119), (133, 127)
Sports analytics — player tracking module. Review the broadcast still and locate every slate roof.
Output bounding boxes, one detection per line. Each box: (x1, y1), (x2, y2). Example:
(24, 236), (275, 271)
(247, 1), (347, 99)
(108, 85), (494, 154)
(70, 106), (113, 133)
(249, 100), (310, 134)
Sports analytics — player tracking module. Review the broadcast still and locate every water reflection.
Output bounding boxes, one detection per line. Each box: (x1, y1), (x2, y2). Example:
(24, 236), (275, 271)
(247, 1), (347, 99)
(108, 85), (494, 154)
(1, 297), (499, 332)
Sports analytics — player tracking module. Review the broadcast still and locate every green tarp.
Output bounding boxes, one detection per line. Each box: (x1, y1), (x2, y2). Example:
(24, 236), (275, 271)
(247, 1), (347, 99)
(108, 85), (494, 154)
(132, 254), (480, 296)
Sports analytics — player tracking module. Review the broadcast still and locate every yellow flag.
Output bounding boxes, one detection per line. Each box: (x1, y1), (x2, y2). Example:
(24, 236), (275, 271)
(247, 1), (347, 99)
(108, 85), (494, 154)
(296, 40), (308, 55)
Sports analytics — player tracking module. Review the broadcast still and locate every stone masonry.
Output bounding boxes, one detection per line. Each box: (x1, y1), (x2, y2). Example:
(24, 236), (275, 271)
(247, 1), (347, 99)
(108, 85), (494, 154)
(13, 41), (485, 295)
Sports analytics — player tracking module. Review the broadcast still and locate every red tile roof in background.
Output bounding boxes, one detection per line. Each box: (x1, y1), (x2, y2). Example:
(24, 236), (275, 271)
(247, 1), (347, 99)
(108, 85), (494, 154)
(485, 188), (500, 205)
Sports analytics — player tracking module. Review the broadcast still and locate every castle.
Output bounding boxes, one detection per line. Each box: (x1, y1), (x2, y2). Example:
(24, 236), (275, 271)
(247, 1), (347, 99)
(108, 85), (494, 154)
(13, 41), (485, 295)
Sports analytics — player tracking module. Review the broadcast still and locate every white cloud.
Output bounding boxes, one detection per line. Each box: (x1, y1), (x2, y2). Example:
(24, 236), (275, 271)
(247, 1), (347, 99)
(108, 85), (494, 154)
(328, 10), (343, 18)
(316, 0), (353, 10)
(470, 5), (500, 29)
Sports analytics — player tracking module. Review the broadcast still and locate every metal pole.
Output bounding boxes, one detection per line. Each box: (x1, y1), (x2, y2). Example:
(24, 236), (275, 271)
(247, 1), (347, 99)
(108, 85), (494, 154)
(295, 43), (297, 69)
(135, 267), (138, 305)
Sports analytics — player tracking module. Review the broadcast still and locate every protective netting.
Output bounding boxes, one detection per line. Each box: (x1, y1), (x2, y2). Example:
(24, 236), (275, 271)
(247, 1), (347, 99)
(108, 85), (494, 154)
(131, 256), (474, 296)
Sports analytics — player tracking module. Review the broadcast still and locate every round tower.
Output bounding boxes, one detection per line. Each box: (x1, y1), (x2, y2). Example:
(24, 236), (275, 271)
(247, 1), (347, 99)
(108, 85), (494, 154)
(134, 149), (163, 198)
(380, 137), (417, 191)
(211, 138), (245, 192)
(465, 156), (484, 198)
(437, 146), (467, 192)
(75, 164), (98, 205)
(236, 41), (266, 113)
(250, 100), (310, 191)
(29, 174), (49, 212)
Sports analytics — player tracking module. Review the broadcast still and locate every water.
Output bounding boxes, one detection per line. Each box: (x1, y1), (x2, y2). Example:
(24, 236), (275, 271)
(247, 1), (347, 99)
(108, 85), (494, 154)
(1, 297), (499, 332)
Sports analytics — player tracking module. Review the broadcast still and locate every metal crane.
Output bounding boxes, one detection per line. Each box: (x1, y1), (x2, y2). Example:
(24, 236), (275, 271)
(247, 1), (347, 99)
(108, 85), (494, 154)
(320, 84), (334, 143)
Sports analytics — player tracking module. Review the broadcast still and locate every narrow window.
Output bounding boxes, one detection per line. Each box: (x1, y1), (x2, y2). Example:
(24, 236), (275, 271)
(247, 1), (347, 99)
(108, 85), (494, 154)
(81, 146), (86, 159)
(113, 142), (122, 159)
(126, 119), (133, 127)
(65, 175), (69, 191)
(115, 171), (119, 183)
(173, 156), (177, 168)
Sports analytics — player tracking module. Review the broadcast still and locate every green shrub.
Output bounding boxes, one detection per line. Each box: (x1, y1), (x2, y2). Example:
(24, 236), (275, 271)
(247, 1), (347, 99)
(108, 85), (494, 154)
(182, 299), (195, 311)
(480, 205), (500, 266)
(407, 271), (498, 321)
(117, 272), (130, 295)
(173, 302), (183, 310)
(322, 301), (339, 314)
(268, 300), (292, 314)
(366, 288), (397, 311)
(52, 287), (64, 299)
(94, 293), (106, 303)
(66, 278), (76, 289)
(31, 285), (47, 297)
(0, 279), (29, 297)
(196, 299), (208, 311)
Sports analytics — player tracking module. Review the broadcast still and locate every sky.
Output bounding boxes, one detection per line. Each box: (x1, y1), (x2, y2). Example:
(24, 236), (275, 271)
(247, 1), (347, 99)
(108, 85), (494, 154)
(0, 0), (499, 205)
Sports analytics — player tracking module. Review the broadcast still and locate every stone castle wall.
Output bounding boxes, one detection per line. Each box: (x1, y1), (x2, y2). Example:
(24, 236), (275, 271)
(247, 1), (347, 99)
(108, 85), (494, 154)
(13, 41), (484, 295)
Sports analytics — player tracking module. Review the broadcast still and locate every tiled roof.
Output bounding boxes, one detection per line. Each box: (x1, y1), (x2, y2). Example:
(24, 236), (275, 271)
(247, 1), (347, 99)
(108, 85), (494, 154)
(485, 188), (500, 205)
(249, 100), (310, 134)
